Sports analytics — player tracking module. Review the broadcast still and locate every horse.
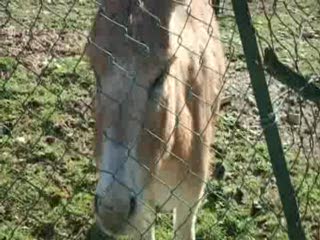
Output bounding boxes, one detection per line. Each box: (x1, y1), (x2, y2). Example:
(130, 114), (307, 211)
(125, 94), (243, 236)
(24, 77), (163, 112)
(86, 0), (226, 239)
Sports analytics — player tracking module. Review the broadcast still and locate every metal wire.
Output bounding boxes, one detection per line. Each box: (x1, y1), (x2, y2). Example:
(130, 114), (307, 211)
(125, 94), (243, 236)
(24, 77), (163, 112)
(0, 0), (319, 239)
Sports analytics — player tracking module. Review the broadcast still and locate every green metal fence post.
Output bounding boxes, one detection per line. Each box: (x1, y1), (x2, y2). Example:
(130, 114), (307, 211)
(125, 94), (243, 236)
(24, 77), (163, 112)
(231, 1), (306, 239)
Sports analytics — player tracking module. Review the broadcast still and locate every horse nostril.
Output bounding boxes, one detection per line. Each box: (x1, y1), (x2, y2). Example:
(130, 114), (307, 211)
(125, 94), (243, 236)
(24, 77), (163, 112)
(129, 196), (136, 217)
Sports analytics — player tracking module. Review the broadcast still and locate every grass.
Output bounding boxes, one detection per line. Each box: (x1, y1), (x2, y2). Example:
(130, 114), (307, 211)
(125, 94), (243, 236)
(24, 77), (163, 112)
(0, 56), (96, 239)
(0, 0), (95, 31)
(0, 0), (320, 239)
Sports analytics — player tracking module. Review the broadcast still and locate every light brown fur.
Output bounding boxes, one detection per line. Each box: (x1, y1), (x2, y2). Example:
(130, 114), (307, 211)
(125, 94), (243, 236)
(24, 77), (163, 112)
(86, 0), (225, 239)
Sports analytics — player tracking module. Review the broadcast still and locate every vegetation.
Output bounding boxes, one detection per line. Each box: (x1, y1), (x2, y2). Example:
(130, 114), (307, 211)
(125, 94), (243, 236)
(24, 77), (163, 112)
(0, 0), (319, 239)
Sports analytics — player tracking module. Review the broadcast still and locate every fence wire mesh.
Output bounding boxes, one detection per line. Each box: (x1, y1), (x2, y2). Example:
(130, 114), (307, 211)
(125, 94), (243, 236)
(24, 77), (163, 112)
(0, 0), (319, 239)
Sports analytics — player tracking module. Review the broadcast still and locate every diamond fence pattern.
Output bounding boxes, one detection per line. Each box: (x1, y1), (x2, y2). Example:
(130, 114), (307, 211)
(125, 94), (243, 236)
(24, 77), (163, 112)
(0, 0), (319, 239)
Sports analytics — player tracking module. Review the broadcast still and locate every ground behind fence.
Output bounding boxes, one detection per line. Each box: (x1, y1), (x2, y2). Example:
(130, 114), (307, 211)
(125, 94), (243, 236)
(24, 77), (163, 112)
(0, 0), (319, 239)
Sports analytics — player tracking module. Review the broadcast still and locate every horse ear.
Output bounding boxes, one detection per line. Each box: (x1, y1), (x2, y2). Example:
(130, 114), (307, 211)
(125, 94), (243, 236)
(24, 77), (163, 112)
(98, 0), (132, 24)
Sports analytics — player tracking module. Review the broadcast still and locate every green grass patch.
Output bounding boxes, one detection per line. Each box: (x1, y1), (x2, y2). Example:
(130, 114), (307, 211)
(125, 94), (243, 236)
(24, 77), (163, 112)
(0, 0), (96, 31)
(1, 0), (320, 239)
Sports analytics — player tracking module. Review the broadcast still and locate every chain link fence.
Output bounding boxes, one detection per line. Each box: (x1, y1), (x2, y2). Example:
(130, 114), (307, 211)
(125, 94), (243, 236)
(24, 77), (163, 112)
(0, 0), (319, 239)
